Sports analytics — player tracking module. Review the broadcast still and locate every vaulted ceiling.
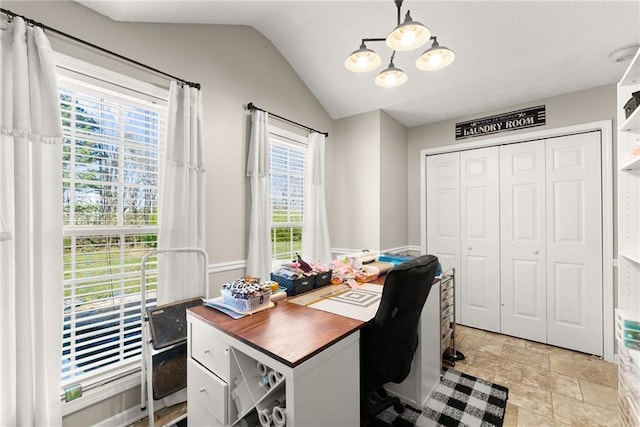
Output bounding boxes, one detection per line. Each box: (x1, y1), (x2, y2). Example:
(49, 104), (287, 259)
(78, 1), (640, 127)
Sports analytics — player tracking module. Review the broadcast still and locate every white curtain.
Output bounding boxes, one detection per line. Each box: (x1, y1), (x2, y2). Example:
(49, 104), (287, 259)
(302, 132), (332, 263)
(246, 110), (272, 281)
(157, 81), (206, 305)
(0, 16), (64, 426)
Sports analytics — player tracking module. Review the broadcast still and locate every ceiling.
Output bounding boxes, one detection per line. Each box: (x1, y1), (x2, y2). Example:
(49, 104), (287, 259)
(77, 0), (640, 128)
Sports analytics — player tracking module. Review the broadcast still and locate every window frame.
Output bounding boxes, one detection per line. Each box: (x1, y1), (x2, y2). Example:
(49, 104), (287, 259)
(55, 53), (169, 414)
(268, 125), (308, 268)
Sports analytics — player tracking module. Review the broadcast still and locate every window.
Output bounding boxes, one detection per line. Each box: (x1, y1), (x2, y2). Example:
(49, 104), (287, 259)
(269, 130), (306, 262)
(57, 57), (168, 390)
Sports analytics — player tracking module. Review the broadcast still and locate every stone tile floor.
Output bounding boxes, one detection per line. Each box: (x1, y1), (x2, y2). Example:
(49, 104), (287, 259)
(453, 324), (619, 427)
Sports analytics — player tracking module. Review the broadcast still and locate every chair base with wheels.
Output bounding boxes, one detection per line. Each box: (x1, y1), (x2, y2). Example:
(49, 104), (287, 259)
(361, 387), (406, 426)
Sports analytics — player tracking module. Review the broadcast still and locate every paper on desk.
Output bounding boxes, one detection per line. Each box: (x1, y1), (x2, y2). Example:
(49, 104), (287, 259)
(202, 298), (247, 319)
(308, 283), (382, 322)
(202, 296), (276, 319)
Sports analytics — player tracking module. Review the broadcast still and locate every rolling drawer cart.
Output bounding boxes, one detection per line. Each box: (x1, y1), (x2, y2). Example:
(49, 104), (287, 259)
(439, 268), (465, 370)
(140, 247), (209, 427)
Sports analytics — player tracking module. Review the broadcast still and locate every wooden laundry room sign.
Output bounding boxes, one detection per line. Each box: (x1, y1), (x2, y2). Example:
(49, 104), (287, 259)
(455, 105), (546, 140)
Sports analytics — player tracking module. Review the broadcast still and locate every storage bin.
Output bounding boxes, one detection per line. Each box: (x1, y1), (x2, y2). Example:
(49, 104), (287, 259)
(623, 318), (640, 332)
(314, 270), (332, 288)
(221, 288), (271, 312)
(624, 91), (640, 119)
(270, 273), (314, 296)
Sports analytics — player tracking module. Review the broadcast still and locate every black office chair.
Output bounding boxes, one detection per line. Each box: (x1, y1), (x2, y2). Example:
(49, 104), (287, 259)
(360, 254), (439, 426)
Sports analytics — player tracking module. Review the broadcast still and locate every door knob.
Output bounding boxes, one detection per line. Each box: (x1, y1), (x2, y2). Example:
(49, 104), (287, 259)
(467, 246), (472, 250)
(533, 249), (539, 254)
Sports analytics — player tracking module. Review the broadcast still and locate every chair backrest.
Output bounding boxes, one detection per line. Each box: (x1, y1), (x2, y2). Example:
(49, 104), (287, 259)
(361, 254), (439, 392)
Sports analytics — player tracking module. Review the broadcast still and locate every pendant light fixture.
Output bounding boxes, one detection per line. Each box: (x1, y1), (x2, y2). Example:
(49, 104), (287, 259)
(415, 37), (455, 71)
(345, 0), (454, 87)
(375, 53), (408, 88)
(386, 10), (431, 51)
(345, 41), (382, 72)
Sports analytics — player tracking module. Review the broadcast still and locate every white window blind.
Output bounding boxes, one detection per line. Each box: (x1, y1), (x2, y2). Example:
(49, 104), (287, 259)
(270, 131), (306, 261)
(58, 62), (167, 389)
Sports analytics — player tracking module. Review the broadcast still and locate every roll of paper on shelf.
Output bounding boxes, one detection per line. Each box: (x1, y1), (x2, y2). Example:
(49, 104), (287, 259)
(272, 404), (286, 426)
(268, 370), (278, 387)
(257, 362), (268, 376)
(258, 408), (272, 427)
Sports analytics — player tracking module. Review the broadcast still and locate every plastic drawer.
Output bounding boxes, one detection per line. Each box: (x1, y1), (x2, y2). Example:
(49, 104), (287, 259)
(190, 320), (229, 382)
(188, 359), (228, 426)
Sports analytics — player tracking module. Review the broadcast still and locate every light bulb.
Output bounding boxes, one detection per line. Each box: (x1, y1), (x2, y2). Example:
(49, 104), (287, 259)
(357, 55), (370, 69)
(385, 74), (397, 85)
(401, 30), (416, 46)
(429, 54), (442, 67)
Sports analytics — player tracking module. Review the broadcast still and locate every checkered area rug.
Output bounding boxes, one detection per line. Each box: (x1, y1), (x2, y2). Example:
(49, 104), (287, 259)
(376, 369), (509, 427)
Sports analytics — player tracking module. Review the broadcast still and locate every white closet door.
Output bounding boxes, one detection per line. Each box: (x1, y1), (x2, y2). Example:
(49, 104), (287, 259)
(500, 141), (547, 342)
(546, 132), (603, 355)
(426, 153), (461, 317)
(460, 147), (501, 332)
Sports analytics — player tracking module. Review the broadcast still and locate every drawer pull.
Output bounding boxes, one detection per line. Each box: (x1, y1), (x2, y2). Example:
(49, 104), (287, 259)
(204, 349), (210, 354)
(199, 387), (206, 393)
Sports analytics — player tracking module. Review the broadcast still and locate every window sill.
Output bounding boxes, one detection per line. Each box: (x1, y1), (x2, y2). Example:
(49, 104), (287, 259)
(61, 368), (141, 416)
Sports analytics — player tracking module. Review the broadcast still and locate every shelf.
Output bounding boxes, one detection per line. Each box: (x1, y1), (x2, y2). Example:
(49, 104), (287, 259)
(229, 347), (286, 426)
(620, 104), (640, 133)
(621, 156), (640, 172)
(620, 251), (640, 265)
(618, 48), (640, 427)
(620, 49), (640, 88)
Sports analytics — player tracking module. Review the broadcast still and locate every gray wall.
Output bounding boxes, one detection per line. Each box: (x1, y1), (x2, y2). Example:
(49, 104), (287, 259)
(407, 84), (618, 248)
(332, 110), (381, 250)
(380, 111), (408, 251)
(331, 110), (409, 253)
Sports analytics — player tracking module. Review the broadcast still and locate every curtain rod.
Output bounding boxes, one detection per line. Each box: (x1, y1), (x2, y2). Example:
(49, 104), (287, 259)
(0, 8), (201, 90)
(247, 102), (329, 137)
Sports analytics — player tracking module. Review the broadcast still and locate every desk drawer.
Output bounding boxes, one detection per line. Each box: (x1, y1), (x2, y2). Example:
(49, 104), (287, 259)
(188, 359), (228, 425)
(188, 402), (224, 427)
(191, 320), (229, 381)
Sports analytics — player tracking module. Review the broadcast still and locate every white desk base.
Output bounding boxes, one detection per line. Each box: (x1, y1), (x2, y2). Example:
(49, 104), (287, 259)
(386, 281), (441, 408)
(187, 313), (360, 426)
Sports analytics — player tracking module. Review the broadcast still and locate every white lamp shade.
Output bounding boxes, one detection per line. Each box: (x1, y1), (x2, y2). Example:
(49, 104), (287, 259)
(416, 43), (455, 71)
(386, 12), (431, 51)
(375, 64), (408, 87)
(345, 46), (382, 72)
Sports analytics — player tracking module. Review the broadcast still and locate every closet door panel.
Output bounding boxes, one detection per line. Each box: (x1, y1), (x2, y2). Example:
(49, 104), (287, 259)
(460, 147), (500, 332)
(500, 141), (547, 342)
(546, 132), (603, 356)
(426, 153), (461, 317)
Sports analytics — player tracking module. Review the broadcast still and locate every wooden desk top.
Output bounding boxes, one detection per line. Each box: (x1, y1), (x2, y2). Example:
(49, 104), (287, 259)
(188, 300), (365, 368)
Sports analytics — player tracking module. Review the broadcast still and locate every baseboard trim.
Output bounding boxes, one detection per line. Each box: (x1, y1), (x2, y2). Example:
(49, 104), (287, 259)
(93, 404), (147, 427)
